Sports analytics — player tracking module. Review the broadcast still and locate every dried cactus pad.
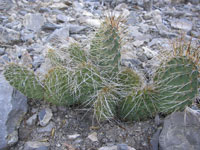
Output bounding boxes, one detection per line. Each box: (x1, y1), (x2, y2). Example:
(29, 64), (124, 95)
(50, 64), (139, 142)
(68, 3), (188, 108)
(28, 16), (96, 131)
(4, 64), (44, 100)
(154, 56), (199, 114)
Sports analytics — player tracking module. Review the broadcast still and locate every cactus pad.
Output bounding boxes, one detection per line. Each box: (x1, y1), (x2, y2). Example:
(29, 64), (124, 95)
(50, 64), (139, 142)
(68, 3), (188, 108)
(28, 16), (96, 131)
(4, 64), (44, 100)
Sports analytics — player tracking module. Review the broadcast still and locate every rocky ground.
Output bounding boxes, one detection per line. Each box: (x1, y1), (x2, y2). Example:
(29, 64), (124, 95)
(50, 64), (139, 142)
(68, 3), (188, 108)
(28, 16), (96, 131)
(0, 0), (200, 150)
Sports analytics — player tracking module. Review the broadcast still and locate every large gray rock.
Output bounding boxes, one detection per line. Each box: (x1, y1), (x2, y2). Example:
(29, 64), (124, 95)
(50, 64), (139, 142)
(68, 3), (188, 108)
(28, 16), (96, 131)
(159, 107), (200, 150)
(0, 26), (21, 44)
(23, 13), (45, 32)
(0, 74), (28, 150)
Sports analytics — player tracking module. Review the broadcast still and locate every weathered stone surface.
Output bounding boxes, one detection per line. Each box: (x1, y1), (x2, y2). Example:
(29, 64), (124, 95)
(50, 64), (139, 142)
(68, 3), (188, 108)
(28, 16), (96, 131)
(46, 26), (69, 45)
(0, 0), (13, 11)
(159, 107), (200, 150)
(24, 141), (50, 150)
(38, 108), (53, 127)
(0, 74), (27, 150)
(99, 145), (136, 150)
(0, 26), (20, 44)
(170, 19), (193, 32)
(23, 13), (45, 32)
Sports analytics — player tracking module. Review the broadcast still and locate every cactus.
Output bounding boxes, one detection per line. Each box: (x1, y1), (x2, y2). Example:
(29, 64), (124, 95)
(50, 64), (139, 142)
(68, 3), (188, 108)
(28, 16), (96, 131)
(94, 85), (118, 122)
(4, 63), (44, 100)
(68, 43), (87, 64)
(154, 56), (199, 114)
(154, 38), (200, 114)
(72, 62), (102, 106)
(117, 68), (141, 94)
(46, 49), (65, 66)
(44, 67), (74, 105)
(118, 86), (158, 121)
(90, 17), (121, 78)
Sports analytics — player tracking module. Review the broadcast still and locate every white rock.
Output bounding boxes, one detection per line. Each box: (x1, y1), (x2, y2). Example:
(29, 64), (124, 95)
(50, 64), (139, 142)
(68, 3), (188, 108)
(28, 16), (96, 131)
(171, 19), (193, 32)
(88, 132), (98, 142)
(68, 134), (81, 139)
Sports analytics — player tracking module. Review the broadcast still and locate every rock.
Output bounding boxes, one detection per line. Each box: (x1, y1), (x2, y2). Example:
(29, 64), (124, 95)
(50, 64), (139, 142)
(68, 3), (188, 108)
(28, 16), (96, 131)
(159, 107), (200, 150)
(0, 26), (20, 44)
(38, 108), (53, 127)
(23, 13), (45, 32)
(23, 141), (50, 150)
(69, 24), (87, 34)
(150, 127), (162, 150)
(115, 3), (128, 11)
(42, 22), (61, 31)
(117, 143), (129, 150)
(0, 48), (5, 56)
(68, 134), (81, 140)
(142, 46), (157, 59)
(88, 132), (98, 142)
(32, 55), (45, 69)
(187, 0), (200, 4)
(133, 40), (144, 47)
(127, 11), (140, 25)
(56, 14), (69, 23)
(79, 17), (101, 28)
(170, 19), (193, 32)
(99, 145), (136, 150)
(37, 122), (55, 133)
(0, 0), (13, 11)
(46, 26), (69, 45)
(26, 114), (37, 126)
(0, 74), (27, 150)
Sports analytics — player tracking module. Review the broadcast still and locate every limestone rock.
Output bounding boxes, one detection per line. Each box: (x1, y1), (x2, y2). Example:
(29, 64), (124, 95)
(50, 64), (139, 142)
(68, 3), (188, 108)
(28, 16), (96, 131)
(159, 107), (200, 150)
(0, 74), (27, 150)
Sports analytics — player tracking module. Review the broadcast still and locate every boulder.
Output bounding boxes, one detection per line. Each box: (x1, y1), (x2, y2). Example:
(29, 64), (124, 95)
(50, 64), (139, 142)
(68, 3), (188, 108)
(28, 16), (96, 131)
(159, 107), (200, 150)
(0, 74), (28, 150)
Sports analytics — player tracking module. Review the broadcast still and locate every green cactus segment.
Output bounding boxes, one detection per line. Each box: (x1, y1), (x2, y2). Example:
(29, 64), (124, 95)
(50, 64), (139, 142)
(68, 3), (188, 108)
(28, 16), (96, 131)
(117, 68), (141, 93)
(47, 49), (65, 66)
(68, 44), (87, 63)
(44, 67), (74, 105)
(119, 87), (158, 121)
(154, 56), (199, 114)
(4, 64), (44, 100)
(94, 86), (117, 122)
(90, 24), (121, 78)
(72, 63), (102, 105)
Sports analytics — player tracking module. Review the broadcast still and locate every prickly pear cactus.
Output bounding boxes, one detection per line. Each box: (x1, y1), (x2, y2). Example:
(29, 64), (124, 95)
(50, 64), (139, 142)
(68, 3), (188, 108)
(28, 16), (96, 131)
(4, 64), (44, 100)
(68, 43), (87, 64)
(118, 86), (158, 121)
(72, 62), (102, 106)
(44, 67), (74, 105)
(154, 56), (199, 114)
(117, 68), (141, 93)
(94, 86), (118, 122)
(46, 49), (65, 66)
(90, 19), (121, 78)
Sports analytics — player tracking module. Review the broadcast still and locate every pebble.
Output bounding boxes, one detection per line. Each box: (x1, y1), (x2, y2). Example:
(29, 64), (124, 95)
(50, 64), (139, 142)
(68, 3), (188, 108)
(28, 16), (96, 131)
(23, 141), (50, 150)
(38, 108), (53, 127)
(26, 114), (37, 126)
(88, 132), (98, 142)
